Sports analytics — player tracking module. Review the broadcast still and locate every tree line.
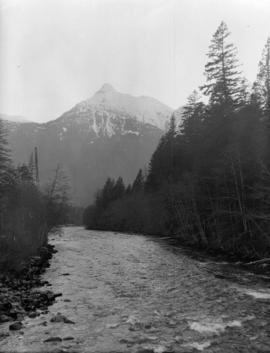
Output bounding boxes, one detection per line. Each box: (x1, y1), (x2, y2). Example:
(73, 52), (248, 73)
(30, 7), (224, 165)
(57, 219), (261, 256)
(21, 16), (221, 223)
(0, 121), (77, 271)
(84, 22), (270, 259)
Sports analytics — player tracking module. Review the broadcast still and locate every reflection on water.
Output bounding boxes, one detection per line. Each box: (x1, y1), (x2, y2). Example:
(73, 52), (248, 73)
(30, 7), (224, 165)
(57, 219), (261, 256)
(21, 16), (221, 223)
(0, 226), (270, 352)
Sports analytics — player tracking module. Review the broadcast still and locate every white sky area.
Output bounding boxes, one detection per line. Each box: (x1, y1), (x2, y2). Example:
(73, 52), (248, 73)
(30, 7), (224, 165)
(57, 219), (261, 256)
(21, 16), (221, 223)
(0, 0), (270, 122)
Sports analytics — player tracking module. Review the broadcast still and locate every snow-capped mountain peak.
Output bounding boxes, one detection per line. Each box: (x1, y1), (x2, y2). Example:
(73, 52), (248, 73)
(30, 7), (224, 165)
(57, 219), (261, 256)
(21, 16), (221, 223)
(97, 83), (116, 94)
(69, 84), (173, 131)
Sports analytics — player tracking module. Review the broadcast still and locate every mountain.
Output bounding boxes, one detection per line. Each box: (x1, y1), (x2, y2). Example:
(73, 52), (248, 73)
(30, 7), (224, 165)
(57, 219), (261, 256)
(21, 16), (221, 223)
(0, 114), (31, 123)
(4, 84), (173, 205)
(73, 83), (172, 130)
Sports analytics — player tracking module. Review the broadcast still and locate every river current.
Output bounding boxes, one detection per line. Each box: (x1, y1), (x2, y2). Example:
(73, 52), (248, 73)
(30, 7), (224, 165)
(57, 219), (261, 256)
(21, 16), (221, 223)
(1, 226), (270, 352)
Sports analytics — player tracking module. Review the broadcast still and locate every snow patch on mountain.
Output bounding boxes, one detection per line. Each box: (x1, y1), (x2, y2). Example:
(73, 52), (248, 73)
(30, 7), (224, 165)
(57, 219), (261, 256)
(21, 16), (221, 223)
(71, 84), (173, 130)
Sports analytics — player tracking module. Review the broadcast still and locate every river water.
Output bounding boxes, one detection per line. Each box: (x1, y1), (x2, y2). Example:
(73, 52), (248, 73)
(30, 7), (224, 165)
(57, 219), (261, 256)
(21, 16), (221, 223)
(1, 226), (270, 353)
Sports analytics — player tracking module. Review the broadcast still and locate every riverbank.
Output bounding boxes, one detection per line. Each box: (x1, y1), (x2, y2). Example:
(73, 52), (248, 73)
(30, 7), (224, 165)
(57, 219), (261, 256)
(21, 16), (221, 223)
(0, 243), (60, 331)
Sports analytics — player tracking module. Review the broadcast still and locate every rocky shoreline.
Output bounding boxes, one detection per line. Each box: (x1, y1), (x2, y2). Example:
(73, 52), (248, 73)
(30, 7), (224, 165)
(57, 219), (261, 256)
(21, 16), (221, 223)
(0, 243), (60, 333)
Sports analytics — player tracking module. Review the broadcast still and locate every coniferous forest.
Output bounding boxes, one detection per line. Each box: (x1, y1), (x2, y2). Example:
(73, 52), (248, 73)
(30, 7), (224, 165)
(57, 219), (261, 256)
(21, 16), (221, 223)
(0, 119), (75, 271)
(84, 22), (270, 260)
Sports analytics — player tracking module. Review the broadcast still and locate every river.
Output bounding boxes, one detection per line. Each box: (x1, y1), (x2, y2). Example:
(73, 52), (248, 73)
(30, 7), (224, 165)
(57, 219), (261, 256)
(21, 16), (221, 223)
(1, 226), (270, 352)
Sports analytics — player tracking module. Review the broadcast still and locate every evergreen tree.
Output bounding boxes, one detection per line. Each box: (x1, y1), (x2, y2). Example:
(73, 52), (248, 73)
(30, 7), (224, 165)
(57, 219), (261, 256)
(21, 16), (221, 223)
(113, 177), (125, 199)
(28, 152), (34, 179)
(132, 169), (144, 193)
(201, 21), (242, 110)
(45, 164), (71, 226)
(250, 81), (263, 110)
(180, 90), (205, 144)
(0, 119), (11, 205)
(146, 115), (177, 190)
(238, 78), (251, 107)
(125, 184), (132, 195)
(34, 146), (40, 184)
(0, 119), (10, 177)
(98, 178), (115, 208)
(255, 37), (270, 119)
(17, 164), (34, 183)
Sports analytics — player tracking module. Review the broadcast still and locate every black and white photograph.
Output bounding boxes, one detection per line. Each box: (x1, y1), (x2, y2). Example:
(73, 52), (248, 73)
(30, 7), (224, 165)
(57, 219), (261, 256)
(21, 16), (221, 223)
(0, 0), (270, 352)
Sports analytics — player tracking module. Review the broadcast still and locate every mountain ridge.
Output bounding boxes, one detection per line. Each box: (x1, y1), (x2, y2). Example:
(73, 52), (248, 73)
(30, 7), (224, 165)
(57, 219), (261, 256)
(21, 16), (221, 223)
(3, 84), (179, 205)
(53, 83), (173, 132)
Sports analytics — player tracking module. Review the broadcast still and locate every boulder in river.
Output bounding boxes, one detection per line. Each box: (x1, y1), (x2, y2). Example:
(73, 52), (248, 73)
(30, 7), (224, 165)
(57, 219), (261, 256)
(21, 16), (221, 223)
(44, 336), (62, 342)
(9, 322), (23, 331)
(0, 314), (10, 323)
(63, 336), (74, 341)
(28, 311), (39, 318)
(50, 313), (75, 324)
(0, 301), (12, 311)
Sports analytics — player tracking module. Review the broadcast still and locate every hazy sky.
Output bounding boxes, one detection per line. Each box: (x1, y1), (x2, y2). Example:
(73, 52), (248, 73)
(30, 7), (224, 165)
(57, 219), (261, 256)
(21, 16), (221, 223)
(0, 0), (270, 122)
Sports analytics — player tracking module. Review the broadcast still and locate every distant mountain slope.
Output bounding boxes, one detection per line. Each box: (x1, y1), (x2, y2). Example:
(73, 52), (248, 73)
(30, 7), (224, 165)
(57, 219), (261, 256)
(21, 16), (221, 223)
(56, 83), (172, 131)
(86, 83), (172, 128)
(4, 85), (173, 205)
(0, 114), (31, 123)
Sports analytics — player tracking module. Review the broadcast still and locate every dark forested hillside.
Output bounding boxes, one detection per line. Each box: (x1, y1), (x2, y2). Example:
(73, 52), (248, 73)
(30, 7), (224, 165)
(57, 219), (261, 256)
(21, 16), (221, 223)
(84, 23), (270, 260)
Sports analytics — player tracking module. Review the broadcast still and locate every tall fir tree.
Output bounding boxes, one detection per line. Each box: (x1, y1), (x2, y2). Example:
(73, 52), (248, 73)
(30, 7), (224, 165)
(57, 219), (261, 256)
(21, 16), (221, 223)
(0, 119), (10, 172)
(255, 37), (270, 120)
(0, 119), (11, 196)
(201, 21), (242, 111)
(0, 119), (12, 233)
(180, 90), (205, 144)
(132, 169), (144, 193)
(113, 177), (125, 199)
(146, 115), (177, 190)
(97, 177), (115, 209)
(28, 152), (34, 179)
